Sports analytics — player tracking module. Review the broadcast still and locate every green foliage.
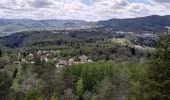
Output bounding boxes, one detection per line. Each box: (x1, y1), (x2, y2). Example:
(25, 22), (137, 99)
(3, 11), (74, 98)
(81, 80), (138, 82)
(76, 78), (84, 96)
(11, 66), (22, 93)
(23, 90), (44, 100)
(0, 30), (168, 100)
(0, 71), (13, 100)
(123, 62), (148, 100)
(146, 33), (170, 100)
(50, 93), (59, 100)
(98, 15), (169, 32)
(112, 38), (133, 46)
(69, 62), (119, 91)
(0, 49), (2, 57)
(63, 88), (77, 100)
(12, 64), (41, 94)
(91, 78), (115, 100)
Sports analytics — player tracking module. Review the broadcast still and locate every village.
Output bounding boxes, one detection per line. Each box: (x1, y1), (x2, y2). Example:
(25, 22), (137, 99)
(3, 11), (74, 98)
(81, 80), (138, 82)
(15, 50), (93, 68)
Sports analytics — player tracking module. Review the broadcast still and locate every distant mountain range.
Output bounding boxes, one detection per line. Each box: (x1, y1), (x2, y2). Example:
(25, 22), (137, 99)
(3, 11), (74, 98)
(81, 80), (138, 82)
(97, 15), (170, 32)
(0, 15), (170, 37)
(0, 19), (86, 27)
(0, 19), (87, 36)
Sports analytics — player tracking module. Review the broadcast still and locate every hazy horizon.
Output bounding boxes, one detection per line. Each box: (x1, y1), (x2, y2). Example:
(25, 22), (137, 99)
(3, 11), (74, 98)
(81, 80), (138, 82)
(0, 14), (169, 22)
(0, 0), (170, 21)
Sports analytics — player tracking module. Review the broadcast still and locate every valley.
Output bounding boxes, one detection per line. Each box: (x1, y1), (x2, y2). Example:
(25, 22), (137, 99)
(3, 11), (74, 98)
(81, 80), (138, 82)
(0, 15), (169, 100)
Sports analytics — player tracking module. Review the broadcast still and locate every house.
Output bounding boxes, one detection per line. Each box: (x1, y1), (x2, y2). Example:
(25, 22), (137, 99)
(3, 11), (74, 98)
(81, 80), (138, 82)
(55, 60), (68, 68)
(21, 58), (26, 62)
(73, 61), (86, 64)
(44, 57), (49, 62)
(46, 54), (50, 57)
(50, 50), (54, 53)
(42, 51), (47, 54)
(30, 61), (35, 64)
(68, 58), (75, 65)
(54, 50), (61, 54)
(88, 59), (93, 63)
(37, 50), (42, 55)
(17, 53), (21, 59)
(53, 58), (57, 61)
(79, 55), (88, 62)
(14, 61), (21, 65)
(27, 53), (34, 60)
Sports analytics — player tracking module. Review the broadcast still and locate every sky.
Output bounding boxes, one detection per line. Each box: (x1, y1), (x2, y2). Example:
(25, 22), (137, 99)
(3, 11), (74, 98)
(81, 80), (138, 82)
(0, 0), (170, 21)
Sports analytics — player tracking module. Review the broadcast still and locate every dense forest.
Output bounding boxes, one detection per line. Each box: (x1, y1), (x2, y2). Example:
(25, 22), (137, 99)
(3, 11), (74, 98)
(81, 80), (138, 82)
(0, 28), (169, 100)
(0, 15), (170, 37)
(98, 15), (170, 32)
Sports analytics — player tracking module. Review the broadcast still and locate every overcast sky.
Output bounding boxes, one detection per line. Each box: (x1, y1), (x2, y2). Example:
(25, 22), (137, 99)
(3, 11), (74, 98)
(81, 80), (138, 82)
(0, 0), (169, 21)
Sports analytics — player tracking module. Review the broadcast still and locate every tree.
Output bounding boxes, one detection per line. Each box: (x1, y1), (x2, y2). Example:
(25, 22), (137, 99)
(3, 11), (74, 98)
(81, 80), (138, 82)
(146, 33), (170, 100)
(93, 78), (115, 100)
(0, 59), (7, 69)
(131, 47), (136, 56)
(0, 71), (12, 100)
(12, 67), (41, 93)
(0, 49), (2, 57)
(23, 90), (43, 100)
(63, 88), (77, 100)
(50, 93), (59, 100)
(38, 62), (65, 100)
(76, 78), (84, 97)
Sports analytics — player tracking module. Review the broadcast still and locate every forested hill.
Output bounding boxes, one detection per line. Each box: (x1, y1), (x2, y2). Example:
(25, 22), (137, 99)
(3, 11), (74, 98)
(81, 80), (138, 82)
(0, 19), (86, 36)
(0, 19), (86, 27)
(97, 15), (170, 32)
(1, 15), (170, 37)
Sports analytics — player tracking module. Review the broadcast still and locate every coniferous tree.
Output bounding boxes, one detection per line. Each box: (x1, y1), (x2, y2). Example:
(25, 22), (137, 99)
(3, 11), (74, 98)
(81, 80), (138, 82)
(76, 78), (84, 97)
(147, 33), (170, 100)
(0, 49), (2, 57)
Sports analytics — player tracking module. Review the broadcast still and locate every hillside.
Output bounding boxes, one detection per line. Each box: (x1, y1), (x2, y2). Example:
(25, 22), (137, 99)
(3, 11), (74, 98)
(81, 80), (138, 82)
(0, 15), (170, 37)
(0, 19), (87, 36)
(0, 29), (112, 49)
(97, 15), (170, 32)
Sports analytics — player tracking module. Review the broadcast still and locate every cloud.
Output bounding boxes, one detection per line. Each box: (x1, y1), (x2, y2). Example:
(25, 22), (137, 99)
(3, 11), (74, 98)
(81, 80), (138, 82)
(153, 0), (170, 3)
(0, 0), (169, 21)
(127, 3), (151, 15)
(92, 0), (129, 8)
(27, 0), (55, 8)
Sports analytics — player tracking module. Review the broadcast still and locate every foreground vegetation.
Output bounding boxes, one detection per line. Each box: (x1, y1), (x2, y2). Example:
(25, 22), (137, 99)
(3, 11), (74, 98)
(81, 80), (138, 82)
(0, 31), (169, 100)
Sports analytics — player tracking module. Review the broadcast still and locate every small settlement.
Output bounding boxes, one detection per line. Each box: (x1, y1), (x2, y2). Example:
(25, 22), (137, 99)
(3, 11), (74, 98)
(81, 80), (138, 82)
(15, 50), (93, 68)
